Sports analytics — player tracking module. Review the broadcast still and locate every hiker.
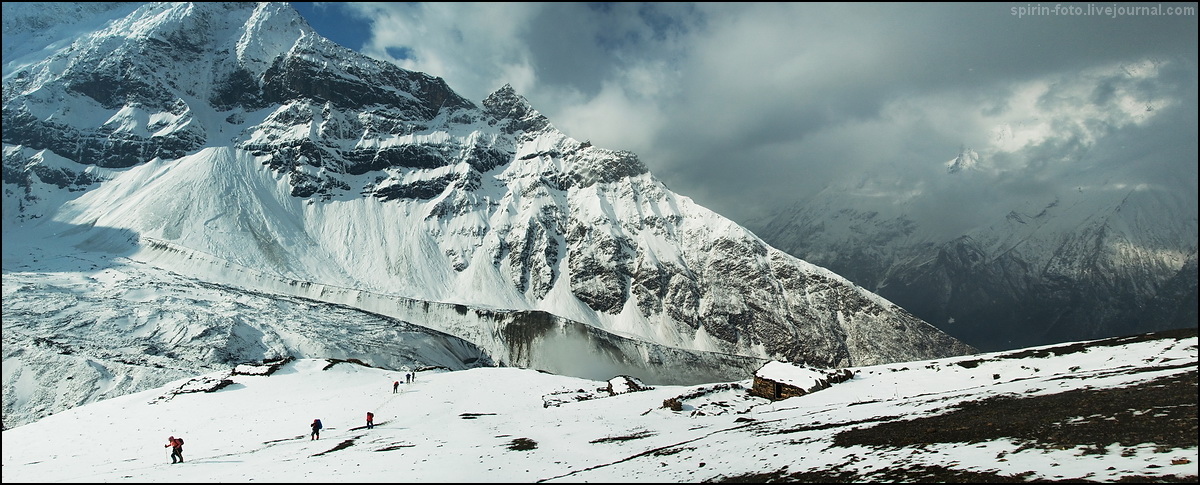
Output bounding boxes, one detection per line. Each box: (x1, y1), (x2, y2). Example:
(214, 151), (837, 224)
(393, 380), (399, 393)
(311, 418), (323, 440)
(406, 372), (413, 383)
(366, 412), (374, 429)
(165, 436), (184, 464)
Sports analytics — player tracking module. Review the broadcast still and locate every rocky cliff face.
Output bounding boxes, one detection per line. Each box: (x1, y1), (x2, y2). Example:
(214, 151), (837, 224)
(3, 1), (975, 376)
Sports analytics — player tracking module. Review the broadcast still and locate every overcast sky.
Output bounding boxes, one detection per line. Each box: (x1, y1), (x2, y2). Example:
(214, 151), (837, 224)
(293, 2), (1198, 226)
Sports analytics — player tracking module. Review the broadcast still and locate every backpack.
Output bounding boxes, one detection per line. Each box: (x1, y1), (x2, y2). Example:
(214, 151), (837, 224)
(314, 419), (323, 429)
(176, 437), (184, 446)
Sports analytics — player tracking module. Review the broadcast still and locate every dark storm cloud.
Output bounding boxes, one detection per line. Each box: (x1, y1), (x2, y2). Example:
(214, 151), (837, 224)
(516, 3), (704, 97)
(633, 3), (1197, 223)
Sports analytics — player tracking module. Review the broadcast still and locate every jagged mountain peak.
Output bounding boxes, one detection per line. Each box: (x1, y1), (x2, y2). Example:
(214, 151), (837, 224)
(477, 83), (647, 184)
(95, 2), (317, 62)
(3, 1), (475, 171)
(6, 2), (306, 98)
(945, 146), (980, 174)
(483, 83), (530, 115)
(5, 1), (471, 113)
(487, 82), (520, 101)
(483, 82), (551, 135)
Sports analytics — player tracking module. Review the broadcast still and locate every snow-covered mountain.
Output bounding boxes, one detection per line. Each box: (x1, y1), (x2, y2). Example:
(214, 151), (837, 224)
(3, 2), (974, 428)
(3, 328), (1196, 482)
(750, 169), (1198, 351)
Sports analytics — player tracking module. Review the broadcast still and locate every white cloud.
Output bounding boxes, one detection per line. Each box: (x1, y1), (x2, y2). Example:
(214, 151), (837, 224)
(351, 2), (541, 99)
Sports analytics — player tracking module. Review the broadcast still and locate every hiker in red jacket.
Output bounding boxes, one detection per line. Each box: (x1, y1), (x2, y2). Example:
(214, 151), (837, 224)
(366, 411), (374, 429)
(165, 436), (184, 464)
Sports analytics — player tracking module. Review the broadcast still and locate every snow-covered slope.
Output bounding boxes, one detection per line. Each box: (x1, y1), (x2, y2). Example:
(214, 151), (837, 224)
(1, 3), (141, 69)
(2, 2), (974, 428)
(2, 329), (1195, 482)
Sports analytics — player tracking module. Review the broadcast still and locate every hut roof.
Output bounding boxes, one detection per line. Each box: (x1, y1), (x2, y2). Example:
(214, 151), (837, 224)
(755, 361), (828, 390)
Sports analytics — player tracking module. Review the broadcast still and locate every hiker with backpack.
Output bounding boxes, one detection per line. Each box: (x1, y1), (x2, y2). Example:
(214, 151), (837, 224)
(366, 412), (374, 429)
(311, 418), (323, 440)
(165, 436), (184, 464)
(393, 380), (399, 393)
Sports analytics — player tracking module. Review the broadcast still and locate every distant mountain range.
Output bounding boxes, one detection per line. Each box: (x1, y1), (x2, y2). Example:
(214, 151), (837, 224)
(3, 2), (972, 428)
(748, 151), (1197, 351)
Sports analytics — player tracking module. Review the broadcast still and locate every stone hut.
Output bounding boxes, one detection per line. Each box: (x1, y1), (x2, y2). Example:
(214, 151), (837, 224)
(750, 360), (854, 401)
(606, 375), (650, 395)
